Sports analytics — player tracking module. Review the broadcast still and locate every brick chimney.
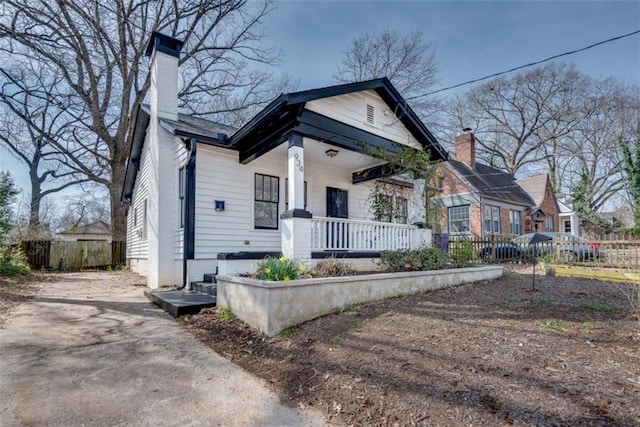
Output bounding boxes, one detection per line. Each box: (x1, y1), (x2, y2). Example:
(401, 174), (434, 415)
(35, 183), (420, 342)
(146, 32), (184, 121)
(455, 128), (476, 169)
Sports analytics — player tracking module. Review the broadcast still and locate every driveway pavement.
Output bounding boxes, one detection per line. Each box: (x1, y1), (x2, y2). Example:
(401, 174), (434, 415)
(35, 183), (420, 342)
(0, 272), (325, 426)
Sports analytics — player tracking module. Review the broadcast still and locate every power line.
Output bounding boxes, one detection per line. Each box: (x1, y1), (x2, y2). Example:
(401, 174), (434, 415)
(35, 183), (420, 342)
(407, 29), (640, 99)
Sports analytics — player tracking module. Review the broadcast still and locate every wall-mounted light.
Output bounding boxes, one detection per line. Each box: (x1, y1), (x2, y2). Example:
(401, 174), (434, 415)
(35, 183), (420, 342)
(325, 149), (338, 158)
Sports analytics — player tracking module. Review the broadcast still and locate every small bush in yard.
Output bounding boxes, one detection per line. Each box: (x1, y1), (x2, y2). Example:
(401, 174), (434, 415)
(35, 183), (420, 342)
(0, 246), (30, 276)
(217, 307), (235, 323)
(380, 246), (449, 272)
(449, 239), (476, 267)
(312, 257), (355, 277)
(256, 256), (305, 281)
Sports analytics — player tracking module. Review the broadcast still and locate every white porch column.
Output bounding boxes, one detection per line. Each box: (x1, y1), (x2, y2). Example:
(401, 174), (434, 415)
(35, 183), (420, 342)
(411, 226), (433, 249)
(281, 133), (312, 263)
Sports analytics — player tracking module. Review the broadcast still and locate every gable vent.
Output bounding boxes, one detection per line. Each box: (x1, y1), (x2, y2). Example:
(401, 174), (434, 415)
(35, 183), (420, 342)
(366, 104), (375, 125)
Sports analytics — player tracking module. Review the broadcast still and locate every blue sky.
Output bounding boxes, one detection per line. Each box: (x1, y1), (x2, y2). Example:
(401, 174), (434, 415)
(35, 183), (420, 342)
(266, 1), (639, 91)
(2, 0), (639, 197)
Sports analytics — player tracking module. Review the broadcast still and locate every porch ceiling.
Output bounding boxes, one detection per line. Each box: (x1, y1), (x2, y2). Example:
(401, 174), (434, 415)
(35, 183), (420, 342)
(269, 139), (385, 173)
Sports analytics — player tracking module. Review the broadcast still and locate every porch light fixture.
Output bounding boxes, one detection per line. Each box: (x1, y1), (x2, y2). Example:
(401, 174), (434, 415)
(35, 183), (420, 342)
(325, 149), (338, 158)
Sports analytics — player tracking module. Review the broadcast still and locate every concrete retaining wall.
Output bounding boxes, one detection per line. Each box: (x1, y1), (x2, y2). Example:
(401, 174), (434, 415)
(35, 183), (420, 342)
(217, 265), (503, 336)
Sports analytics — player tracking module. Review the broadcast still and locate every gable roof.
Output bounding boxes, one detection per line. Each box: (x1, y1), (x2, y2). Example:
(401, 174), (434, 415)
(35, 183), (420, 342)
(229, 78), (448, 163)
(516, 174), (550, 207)
(60, 220), (112, 236)
(447, 160), (534, 206)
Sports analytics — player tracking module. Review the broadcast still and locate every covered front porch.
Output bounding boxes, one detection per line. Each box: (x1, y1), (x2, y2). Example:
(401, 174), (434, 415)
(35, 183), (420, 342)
(221, 78), (448, 264)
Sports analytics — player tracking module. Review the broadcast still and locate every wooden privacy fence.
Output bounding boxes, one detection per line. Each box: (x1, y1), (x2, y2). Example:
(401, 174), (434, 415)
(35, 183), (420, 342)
(21, 240), (126, 270)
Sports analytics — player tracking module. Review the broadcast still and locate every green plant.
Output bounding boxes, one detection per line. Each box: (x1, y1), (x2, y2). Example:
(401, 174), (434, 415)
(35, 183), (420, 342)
(379, 246), (449, 272)
(330, 335), (341, 344)
(0, 246), (30, 276)
(579, 300), (617, 313)
(312, 257), (355, 278)
(278, 328), (295, 338)
(342, 303), (365, 314)
(535, 298), (556, 307)
(217, 307), (235, 324)
(537, 253), (555, 268)
(449, 239), (475, 267)
(581, 322), (594, 330)
(537, 319), (567, 330)
(255, 256), (305, 281)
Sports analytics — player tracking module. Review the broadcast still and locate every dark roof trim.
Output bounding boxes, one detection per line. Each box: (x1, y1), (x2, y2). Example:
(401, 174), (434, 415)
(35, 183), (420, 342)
(121, 106), (150, 204)
(158, 119), (230, 147)
(145, 32), (184, 58)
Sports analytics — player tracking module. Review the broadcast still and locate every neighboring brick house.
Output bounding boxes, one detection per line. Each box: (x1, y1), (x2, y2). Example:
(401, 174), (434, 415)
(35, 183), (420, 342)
(432, 129), (559, 239)
(516, 174), (560, 235)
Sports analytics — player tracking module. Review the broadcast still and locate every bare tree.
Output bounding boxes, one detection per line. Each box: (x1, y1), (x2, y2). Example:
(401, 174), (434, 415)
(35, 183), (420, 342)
(0, 0), (288, 240)
(334, 29), (441, 125)
(53, 192), (111, 233)
(448, 63), (586, 176)
(567, 79), (639, 214)
(0, 65), (92, 228)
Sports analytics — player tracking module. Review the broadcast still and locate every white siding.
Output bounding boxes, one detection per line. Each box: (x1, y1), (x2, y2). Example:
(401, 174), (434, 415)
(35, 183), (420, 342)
(126, 133), (151, 259)
(306, 89), (422, 149)
(194, 145), (286, 258)
(174, 140), (189, 259)
(193, 141), (426, 259)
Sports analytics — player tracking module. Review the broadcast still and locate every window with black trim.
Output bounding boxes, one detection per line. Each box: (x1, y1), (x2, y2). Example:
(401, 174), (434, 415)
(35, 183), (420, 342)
(255, 173), (279, 229)
(395, 197), (408, 224)
(133, 206), (138, 227)
(448, 205), (470, 234)
(141, 199), (148, 239)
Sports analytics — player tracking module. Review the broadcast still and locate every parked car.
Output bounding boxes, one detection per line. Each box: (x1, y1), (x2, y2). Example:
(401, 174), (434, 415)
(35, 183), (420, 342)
(479, 242), (530, 261)
(513, 232), (604, 261)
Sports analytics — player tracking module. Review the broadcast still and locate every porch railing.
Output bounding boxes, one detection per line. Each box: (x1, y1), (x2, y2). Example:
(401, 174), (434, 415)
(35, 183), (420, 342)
(310, 217), (414, 251)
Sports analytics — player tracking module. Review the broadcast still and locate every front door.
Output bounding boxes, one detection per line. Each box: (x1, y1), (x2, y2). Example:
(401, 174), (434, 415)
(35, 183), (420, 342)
(326, 187), (349, 249)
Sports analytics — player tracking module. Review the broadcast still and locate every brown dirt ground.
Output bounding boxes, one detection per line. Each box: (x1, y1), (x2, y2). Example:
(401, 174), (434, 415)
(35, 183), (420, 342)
(183, 267), (640, 426)
(0, 273), (44, 327)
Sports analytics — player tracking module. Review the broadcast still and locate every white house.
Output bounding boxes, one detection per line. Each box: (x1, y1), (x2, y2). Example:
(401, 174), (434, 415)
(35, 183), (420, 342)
(57, 220), (113, 242)
(557, 194), (581, 237)
(122, 32), (449, 289)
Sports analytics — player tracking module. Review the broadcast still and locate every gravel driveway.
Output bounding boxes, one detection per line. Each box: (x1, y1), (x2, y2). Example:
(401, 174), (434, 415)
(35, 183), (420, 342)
(0, 271), (324, 426)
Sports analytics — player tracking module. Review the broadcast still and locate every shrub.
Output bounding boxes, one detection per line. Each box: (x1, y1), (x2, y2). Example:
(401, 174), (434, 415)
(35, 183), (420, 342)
(312, 257), (355, 278)
(449, 239), (476, 267)
(256, 256), (305, 281)
(380, 246), (450, 272)
(0, 246), (31, 276)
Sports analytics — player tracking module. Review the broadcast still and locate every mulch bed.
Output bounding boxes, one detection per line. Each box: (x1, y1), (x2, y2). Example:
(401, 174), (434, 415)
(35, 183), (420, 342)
(182, 268), (640, 426)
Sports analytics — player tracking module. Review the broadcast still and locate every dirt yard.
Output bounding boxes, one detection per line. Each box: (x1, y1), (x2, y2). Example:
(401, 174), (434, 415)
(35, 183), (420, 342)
(184, 268), (640, 426)
(0, 273), (42, 327)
